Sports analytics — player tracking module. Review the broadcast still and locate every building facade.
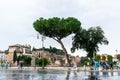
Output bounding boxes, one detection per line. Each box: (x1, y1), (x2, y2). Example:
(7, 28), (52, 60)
(4, 44), (31, 64)
(0, 50), (5, 62)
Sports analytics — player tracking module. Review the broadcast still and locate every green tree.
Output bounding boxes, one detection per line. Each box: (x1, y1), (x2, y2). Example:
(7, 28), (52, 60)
(23, 56), (31, 66)
(17, 55), (32, 66)
(71, 26), (108, 59)
(32, 47), (36, 51)
(102, 55), (106, 60)
(80, 57), (89, 66)
(94, 54), (101, 61)
(4, 49), (9, 54)
(33, 17), (81, 66)
(35, 58), (49, 67)
(107, 55), (113, 63)
(116, 54), (120, 61)
(13, 50), (17, 63)
(48, 46), (64, 55)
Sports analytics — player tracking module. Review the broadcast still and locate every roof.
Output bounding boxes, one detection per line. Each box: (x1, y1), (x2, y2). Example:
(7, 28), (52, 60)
(9, 44), (31, 48)
(9, 44), (23, 47)
(0, 50), (4, 53)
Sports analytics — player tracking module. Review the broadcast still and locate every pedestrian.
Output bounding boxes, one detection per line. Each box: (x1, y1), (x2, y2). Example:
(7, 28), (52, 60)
(0, 61), (1, 69)
(116, 61), (120, 69)
(20, 62), (23, 69)
(93, 60), (99, 70)
(7, 62), (10, 69)
(17, 61), (20, 69)
(102, 60), (107, 70)
(109, 62), (113, 70)
(83, 61), (86, 71)
(1, 62), (5, 70)
(73, 61), (77, 70)
(6, 62), (8, 69)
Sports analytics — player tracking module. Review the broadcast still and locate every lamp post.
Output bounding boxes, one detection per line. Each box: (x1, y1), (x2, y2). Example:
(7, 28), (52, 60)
(37, 33), (46, 69)
(41, 35), (46, 69)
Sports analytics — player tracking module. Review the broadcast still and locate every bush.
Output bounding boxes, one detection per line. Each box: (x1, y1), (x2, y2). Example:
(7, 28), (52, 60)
(35, 58), (49, 67)
(17, 55), (31, 66)
(80, 57), (89, 66)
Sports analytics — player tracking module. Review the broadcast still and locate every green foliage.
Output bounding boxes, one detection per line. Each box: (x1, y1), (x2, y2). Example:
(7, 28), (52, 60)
(13, 50), (17, 63)
(44, 46), (64, 55)
(94, 54), (101, 61)
(35, 58), (49, 67)
(107, 55), (113, 63)
(32, 46), (64, 55)
(101, 55), (106, 60)
(17, 55), (32, 66)
(80, 57), (89, 66)
(71, 26), (109, 59)
(33, 17), (81, 39)
(116, 54), (120, 61)
(4, 49), (9, 54)
(32, 47), (36, 51)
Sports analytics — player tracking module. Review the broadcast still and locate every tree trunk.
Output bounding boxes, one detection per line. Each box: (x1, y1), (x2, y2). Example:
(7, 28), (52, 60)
(58, 40), (70, 66)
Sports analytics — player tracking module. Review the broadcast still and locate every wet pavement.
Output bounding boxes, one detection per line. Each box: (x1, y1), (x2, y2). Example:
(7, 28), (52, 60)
(0, 69), (120, 80)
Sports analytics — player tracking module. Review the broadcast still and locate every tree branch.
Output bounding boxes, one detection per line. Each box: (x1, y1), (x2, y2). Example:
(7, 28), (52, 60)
(52, 37), (61, 43)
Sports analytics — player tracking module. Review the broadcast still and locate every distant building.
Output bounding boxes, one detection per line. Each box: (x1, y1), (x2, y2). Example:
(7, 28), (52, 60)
(32, 49), (66, 66)
(32, 49), (80, 67)
(0, 50), (5, 62)
(4, 44), (31, 64)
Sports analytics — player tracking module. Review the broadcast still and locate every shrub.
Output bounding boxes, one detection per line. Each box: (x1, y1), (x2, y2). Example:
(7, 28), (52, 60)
(35, 58), (49, 67)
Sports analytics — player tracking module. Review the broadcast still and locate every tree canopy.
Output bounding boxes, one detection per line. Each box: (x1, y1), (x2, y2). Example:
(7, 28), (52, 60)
(116, 54), (120, 61)
(94, 54), (101, 61)
(33, 17), (82, 66)
(33, 17), (81, 38)
(101, 55), (106, 60)
(71, 26), (109, 59)
(107, 55), (113, 63)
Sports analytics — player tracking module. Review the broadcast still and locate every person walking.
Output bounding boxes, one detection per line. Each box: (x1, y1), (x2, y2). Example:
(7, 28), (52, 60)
(93, 60), (99, 70)
(0, 61), (1, 69)
(17, 61), (20, 69)
(1, 62), (5, 70)
(5, 62), (8, 69)
(102, 60), (107, 70)
(109, 62), (113, 70)
(20, 62), (23, 69)
(116, 61), (120, 69)
(73, 61), (77, 70)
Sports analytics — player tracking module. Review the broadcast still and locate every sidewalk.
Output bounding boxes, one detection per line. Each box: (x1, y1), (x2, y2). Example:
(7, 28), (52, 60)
(1, 66), (120, 72)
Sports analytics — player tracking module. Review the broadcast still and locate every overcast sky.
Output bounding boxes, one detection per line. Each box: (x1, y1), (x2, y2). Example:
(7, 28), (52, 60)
(0, 0), (120, 57)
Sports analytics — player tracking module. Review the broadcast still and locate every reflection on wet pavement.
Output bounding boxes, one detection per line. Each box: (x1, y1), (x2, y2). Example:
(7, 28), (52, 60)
(1, 70), (120, 80)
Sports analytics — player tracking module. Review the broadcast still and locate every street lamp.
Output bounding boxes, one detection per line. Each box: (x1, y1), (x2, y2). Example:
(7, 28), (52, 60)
(37, 33), (46, 69)
(41, 35), (46, 69)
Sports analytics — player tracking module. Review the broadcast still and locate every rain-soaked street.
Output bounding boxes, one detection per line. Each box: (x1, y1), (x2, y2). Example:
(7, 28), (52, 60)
(1, 69), (120, 80)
